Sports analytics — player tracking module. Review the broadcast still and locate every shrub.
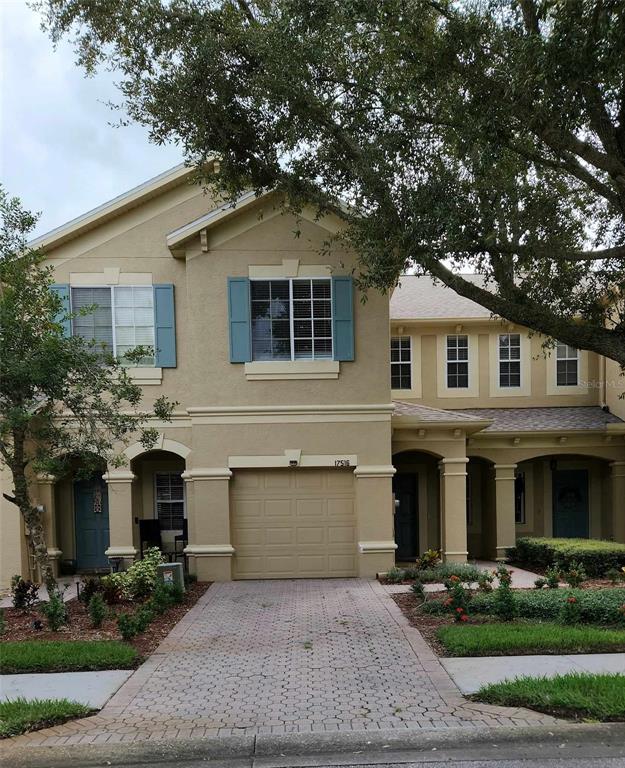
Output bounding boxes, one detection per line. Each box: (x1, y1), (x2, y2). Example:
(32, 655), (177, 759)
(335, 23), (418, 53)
(88, 594), (106, 629)
(133, 606), (154, 633)
(418, 563), (482, 584)
(40, 595), (67, 631)
(170, 584), (184, 605)
(545, 567), (561, 589)
(385, 567), (405, 584)
(100, 574), (124, 605)
(561, 561), (587, 589)
(534, 577), (547, 589)
(402, 565), (422, 580)
(117, 613), (138, 641)
(438, 587), (625, 624)
(150, 584), (174, 615)
(11, 575), (39, 610)
(560, 595), (582, 625)
(105, 548), (165, 601)
(493, 565), (516, 621)
(477, 572), (494, 593)
(410, 580), (425, 599)
(514, 537), (625, 577)
(606, 568), (623, 585)
(443, 576), (470, 622)
(79, 576), (103, 605)
(417, 549), (441, 570)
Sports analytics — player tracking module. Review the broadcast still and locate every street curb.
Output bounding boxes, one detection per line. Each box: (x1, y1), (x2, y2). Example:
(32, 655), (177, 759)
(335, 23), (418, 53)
(4, 722), (625, 767)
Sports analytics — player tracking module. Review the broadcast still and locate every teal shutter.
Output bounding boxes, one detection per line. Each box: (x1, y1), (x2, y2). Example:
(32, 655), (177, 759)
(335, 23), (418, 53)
(154, 284), (177, 368)
(228, 277), (252, 363)
(50, 284), (71, 337)
(332, 276), (354, 361)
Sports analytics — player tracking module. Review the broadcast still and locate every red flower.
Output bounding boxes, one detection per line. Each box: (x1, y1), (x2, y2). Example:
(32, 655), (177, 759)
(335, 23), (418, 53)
(460, 614), (469, 622)
(456, 607), (464, 613)
(449, 575), (460, 583)
(567, 597), (577, 604)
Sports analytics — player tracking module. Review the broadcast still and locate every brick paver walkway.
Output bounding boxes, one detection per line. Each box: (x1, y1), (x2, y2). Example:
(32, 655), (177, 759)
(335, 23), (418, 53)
(11, 579), (556, 746)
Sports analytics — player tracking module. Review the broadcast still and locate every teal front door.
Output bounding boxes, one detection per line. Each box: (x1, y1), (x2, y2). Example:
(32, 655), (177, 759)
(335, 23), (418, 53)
(552, 469), (589, 538)
(75, 476), (110, 570)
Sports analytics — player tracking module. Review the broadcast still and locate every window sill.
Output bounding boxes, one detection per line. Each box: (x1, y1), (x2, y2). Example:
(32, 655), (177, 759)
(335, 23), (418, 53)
(126, 367), (163, 385)
(244, 360), (340, 380)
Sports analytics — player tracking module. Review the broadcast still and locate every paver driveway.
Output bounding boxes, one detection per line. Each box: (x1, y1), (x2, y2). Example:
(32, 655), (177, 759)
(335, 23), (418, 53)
(14, 579), (555, 746)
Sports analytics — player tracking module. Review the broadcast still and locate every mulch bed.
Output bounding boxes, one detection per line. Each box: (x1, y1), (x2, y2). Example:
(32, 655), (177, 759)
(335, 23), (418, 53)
(392, 591), (458, 656)
(0, 582), (211, 659)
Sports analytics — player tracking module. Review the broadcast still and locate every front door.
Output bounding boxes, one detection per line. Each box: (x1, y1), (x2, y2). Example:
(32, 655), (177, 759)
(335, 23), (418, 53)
(393, 473), (419, 561)
(552, 469), (589, 538)
(75, 475), (110, 570)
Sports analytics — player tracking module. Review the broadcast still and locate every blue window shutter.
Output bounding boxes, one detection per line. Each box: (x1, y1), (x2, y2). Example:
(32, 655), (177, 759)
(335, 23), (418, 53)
(228, 277), (252, 363)
(50, 284), (71, 337)
(332, 276), (354, 361)
(154, 284), (177, 368)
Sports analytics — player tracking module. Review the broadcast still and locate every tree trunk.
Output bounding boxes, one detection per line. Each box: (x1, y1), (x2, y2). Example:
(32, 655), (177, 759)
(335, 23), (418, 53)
(6, 430), (59, 599)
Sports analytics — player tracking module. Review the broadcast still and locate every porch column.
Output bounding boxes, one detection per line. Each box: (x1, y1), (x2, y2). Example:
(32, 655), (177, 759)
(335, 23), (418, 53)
(439, 458), (469, 563)
(36, 473), (62, 577)
(611, 461), (625, 543)
(354, 465), (397, 577)
(103, 470), (137, 569)
(494, 464), (517, 561)
(183, 469), (234, 581)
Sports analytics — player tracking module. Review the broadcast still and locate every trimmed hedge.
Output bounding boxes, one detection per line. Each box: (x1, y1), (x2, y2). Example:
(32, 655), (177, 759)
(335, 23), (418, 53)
(422, 587), (625, 624)
(509, 537), (625, 577)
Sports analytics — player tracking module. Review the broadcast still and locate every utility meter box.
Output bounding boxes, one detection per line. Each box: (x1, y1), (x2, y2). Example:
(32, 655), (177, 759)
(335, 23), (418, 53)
(157, 562), (185, 592)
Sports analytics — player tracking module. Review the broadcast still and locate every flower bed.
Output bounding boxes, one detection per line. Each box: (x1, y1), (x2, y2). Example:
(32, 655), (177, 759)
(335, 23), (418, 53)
(0, 581), (210, 664)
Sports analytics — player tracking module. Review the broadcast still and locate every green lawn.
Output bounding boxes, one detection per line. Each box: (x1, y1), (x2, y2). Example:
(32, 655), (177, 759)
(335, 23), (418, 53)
(475, 673), (625, 721)
(438, 622), (625, 656)
(0, 698), (92, 738)
(0, 641), (139, 674)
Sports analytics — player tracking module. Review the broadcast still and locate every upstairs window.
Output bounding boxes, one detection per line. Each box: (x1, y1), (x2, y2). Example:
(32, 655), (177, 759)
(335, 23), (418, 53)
(499, 333), (521, 387)
(446, 335), (469, 388)
(556, 342), (578, 386)
(155, 472), (185, 531)
(250, 278), (332, 361)
(71, 286), (155, 366)
(390, 336), (411, 389)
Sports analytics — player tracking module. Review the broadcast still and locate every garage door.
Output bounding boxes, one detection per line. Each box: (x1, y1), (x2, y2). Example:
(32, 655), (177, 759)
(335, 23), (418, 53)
(231, 468), (357, 579)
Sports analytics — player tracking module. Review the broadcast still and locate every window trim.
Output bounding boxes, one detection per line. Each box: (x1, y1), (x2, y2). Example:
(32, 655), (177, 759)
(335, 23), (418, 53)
(249, 277), (334, 362)
(70, 284), (156, 366)
(390, 335), (412, 390)
(498, 332), (522, 389)
(555, 342), (579, 387)
(153, 471), (186, 532)
(445, 334), (470, 390)
(436, 333), (478, 398)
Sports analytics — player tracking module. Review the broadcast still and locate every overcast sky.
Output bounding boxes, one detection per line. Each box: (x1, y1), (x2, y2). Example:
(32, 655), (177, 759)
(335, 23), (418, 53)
(1, 0), (183, 237)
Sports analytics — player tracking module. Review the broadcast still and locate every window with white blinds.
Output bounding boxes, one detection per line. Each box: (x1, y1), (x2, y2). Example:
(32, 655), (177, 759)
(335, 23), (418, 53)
(71, 286), (155, 365)
(154, 473), (185, 531)
(250, 278), (333, 361)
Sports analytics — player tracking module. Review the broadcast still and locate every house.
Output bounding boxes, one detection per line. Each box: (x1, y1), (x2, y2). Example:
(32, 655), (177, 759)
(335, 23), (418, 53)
(1, 164), (624, 588)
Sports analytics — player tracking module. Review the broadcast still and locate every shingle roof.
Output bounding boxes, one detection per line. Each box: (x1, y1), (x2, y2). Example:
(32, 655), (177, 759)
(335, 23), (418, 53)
(450, 407), (623, 432)
(390, 274), (491, 320)
(393, 401), (487, 422)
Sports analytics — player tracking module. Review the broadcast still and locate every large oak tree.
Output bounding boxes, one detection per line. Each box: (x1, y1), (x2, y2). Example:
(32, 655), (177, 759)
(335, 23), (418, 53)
(37, 0), (625, 364)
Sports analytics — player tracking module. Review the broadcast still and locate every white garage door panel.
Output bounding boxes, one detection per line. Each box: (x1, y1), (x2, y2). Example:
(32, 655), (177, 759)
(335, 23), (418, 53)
(231, 468), (357, 579)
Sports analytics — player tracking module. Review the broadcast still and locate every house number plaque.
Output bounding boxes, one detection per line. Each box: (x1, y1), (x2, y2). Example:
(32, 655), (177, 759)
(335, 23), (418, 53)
(334, 459), (351, 467)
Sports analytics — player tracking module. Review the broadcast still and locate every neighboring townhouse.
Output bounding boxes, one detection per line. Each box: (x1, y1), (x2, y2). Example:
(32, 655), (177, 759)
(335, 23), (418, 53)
(1, 165), (624, 588)
(390, 276), (625, 562)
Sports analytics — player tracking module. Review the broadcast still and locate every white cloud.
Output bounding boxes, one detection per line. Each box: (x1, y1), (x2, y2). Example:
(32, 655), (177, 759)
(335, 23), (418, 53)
(0, 0), (182, 236)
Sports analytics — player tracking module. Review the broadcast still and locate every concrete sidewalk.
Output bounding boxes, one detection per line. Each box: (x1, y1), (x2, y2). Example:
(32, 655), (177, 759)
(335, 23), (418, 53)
(0, 670), (133, 708)
(442, 653), (625, 694)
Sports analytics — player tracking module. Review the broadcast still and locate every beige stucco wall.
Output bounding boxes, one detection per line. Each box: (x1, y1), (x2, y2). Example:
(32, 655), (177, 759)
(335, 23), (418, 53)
(391, 321), (602, 409)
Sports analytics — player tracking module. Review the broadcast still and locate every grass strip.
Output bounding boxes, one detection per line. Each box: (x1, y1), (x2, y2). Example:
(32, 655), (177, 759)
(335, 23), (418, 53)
(438, 622), (625, 656)
(475, 672), (625, 721)
(0, 640), (138, 673)
(0, 697), (92, 738)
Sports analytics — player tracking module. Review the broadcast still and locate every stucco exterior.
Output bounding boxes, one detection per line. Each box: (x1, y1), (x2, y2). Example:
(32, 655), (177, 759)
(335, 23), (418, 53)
(1, 166), (624, 588)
